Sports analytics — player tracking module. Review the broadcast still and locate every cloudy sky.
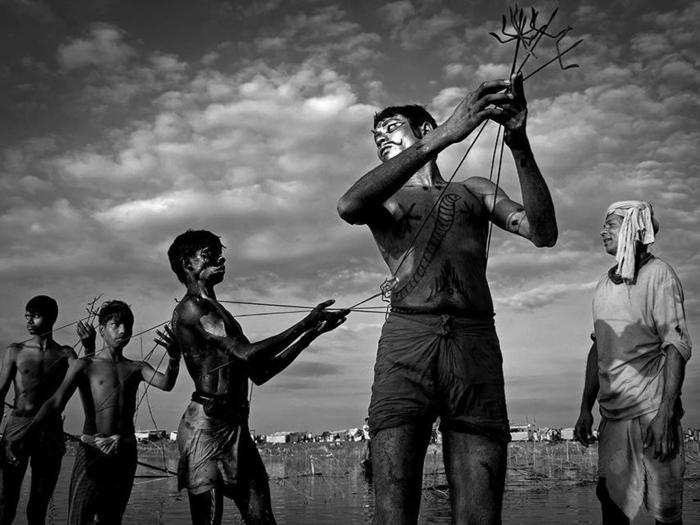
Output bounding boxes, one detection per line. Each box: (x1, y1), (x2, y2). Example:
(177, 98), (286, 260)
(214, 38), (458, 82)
(1, 0), (698, 435)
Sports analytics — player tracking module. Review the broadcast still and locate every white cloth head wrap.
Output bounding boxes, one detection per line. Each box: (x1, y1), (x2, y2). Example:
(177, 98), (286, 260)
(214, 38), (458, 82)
(605, 200), (657, 283)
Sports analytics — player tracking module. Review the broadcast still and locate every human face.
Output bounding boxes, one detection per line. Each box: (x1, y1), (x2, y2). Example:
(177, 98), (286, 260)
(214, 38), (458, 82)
(25, 311), (49, 335)
(187, 245), (226, 284)
(372, 115), (419, 162)
(601, 214), (623, 255)
(100, 317), (133, 351)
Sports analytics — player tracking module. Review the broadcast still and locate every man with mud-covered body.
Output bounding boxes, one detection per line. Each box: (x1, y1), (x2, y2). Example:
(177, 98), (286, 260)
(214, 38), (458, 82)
(168, 230), (348, 525)
(338, 73), (557, 523)
(0, 295), (93, 525)
(23, 300), (180, 525)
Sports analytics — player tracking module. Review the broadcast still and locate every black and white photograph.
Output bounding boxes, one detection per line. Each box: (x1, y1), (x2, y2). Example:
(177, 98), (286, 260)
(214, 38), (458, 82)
(0, 0), (697, 523)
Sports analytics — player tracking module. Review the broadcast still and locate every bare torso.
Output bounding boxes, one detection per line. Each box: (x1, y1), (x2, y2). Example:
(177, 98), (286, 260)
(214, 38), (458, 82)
(173, 295), (248, 402)
(9, 341), (74, 415)
(372, 181), (493, 316)
(76, 357), (143, 436)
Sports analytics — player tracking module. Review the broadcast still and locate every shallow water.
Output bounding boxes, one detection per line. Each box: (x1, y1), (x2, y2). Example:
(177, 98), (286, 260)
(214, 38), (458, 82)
(15, 444), (700, 524)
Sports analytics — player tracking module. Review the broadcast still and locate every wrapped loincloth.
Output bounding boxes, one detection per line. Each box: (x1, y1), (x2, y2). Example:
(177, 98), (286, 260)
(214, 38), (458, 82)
(1, 410), (65, 466)
(368, 312), (510, 442)
(598, 414), (684, 523)
(67, 435), (137, 525)
(177, 393), (252, 494)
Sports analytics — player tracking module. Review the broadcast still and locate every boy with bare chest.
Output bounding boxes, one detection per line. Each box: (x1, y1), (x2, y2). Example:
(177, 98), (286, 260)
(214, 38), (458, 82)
(25, 300), (179, 524)
(0, 295), (92, 525)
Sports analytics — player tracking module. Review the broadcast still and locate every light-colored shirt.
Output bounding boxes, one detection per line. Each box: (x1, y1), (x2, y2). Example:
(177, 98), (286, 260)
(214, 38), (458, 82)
(593, 256), (691, 420)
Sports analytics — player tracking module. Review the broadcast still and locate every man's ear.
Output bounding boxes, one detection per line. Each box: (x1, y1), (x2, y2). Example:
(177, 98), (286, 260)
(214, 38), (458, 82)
(181, 256), (192, 273)
(419, 121), (434, 138)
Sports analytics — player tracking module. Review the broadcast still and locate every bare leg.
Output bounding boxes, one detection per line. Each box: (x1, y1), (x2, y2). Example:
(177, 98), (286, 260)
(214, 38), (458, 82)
(27, 451), (63, 525)
(442, 431), (506, 525)
(228, 435), (276, 524)
(371, 424), (432, 525)
(596, 478), (630, 525)
(0, 455), (29, 525)
(188, 489), (223, 525)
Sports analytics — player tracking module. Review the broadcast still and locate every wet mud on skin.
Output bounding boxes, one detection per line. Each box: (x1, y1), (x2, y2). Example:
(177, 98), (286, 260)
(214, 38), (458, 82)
(14, 441), (700, 524)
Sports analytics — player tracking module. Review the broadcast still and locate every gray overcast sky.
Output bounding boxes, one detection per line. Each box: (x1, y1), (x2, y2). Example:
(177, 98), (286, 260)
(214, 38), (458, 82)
(1, 0), (698, 434)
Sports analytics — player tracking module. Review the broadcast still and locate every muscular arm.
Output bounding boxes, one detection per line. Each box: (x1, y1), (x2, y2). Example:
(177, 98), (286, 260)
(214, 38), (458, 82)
(574, 342), (599, 445)
(250, 331), (317, 386)
(140, 357), (180, 391)
(182, 299), (333, 367)
(505, 136), (557, 247)
(0, 346), (18, 408)
(250, 313), (347, 385)
(474, 74), (557, 247)
(337, 81), (511, 225)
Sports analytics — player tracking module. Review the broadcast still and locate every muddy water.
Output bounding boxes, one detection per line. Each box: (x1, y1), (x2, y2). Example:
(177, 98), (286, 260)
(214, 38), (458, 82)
(16, 445), (700, 524)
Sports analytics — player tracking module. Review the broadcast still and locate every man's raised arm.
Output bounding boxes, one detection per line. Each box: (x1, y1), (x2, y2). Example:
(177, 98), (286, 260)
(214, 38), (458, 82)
(490, 73), (557, 247)
(140, 325), (181, 391)
(337, 80), (512, 225)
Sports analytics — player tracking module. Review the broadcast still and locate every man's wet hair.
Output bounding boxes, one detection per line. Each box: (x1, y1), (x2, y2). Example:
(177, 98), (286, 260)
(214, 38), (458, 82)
(168, 230), (224, 284)
(98, 300), (134, 328)
(25, 295), (58, 325)
(374, 105), (438, 136)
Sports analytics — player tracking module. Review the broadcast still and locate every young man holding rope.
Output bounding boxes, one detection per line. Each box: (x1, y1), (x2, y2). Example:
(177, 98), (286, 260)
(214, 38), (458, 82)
(21, 300), (180, 525)
(167, 230), (348, 525)
(0, 295), (94, 525)
(337, 72), (557, 523)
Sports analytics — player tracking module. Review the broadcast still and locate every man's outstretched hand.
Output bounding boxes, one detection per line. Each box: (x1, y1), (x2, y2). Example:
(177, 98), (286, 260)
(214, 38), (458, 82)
(302, 300), (349, 335)
(77, 321), (96, 355)
(155, 324), (180, 360)
(312, 309), (350, 335)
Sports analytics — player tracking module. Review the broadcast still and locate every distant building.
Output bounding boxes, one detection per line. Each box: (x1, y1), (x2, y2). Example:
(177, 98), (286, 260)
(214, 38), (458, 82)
(560, 428), (575, 441)
(266, 431), (291, 444)
(509, 425), (532, 442)
(169, 431), (178, 441)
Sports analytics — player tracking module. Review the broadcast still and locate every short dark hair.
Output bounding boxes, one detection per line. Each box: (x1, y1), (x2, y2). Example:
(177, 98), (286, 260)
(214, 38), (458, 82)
(373, 105), (437, 135)
(26, 295), (58, 325)
(167, 230), (223, 284)
(98, 300), (134, 328)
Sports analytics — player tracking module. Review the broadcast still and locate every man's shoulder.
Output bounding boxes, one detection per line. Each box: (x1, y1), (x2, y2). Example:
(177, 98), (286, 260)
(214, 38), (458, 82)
(642, 256), (681, 284)
(6, 342), (24, 354)
(175, 296), (212, 322)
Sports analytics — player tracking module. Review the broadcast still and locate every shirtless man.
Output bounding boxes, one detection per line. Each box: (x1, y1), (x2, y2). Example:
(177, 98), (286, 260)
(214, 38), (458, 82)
(25, 299), (180, 525)
(0, 295), (93, 525)
(337, 73), (557, 523)
(167, 229), (348, 525)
